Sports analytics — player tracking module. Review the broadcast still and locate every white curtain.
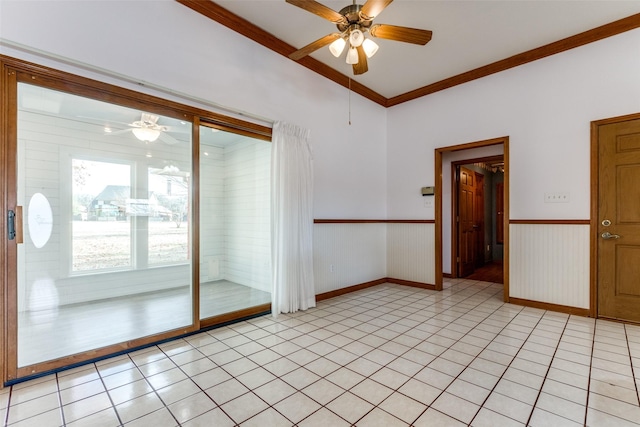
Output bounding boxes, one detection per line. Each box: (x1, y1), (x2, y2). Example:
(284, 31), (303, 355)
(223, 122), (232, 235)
(271, 121), (315, 316)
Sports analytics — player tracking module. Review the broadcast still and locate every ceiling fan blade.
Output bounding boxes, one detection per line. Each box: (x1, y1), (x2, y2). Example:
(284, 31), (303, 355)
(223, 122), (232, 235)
(360, 0), (393, 20)
(285, 0), (346, 24)
(105, 128), (133, 136)
(158, 131), (180, 145)
(352, 45), (368, 75)
(289, 33), (342, 61)
(370, 24), (432, 45)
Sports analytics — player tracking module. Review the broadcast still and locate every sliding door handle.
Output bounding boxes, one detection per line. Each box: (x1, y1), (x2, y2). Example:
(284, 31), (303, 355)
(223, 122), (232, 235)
(8, 210), (15, 240)
(7, 207), (23, 243)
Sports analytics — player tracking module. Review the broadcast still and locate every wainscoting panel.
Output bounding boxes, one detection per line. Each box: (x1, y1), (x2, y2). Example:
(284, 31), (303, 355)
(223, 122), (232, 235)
(313, 223), (387, 295)
(510, 224), (590, 309)
(387, 223), (435, 285)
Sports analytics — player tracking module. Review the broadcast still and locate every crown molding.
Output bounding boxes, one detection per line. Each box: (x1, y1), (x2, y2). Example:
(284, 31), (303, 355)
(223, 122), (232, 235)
(177, 1), (640, 108)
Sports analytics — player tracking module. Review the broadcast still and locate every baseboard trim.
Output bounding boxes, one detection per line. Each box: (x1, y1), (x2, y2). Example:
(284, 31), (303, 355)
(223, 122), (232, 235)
(200, 304), (272, 329)
(385, 278), (436, 290)
(316, 279), (388, 301)
(316, 278), (436, 301)
(508, 297), (590, 317)
(442, 273), (453, 278)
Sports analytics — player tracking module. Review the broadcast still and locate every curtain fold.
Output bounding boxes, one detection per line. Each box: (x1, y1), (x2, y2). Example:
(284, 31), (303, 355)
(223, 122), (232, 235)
(271, 121), (315, 317)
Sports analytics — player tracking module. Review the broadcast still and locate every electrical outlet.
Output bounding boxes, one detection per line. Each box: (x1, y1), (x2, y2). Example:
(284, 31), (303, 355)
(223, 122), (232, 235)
(544, 192), (570, 203)
(330, 264), (334, 273)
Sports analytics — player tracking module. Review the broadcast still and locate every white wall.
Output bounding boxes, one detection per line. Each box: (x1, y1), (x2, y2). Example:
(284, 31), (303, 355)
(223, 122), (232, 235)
(0, 0), (388, 220)
(4, 1), (640, 307)
(314, 223), (387, 294)
(387, 28), (640, 305)
(388, 29), (640, 220)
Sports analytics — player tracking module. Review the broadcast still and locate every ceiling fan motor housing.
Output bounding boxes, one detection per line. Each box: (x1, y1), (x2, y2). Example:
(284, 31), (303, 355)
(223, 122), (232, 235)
(336, 4), (373, 32)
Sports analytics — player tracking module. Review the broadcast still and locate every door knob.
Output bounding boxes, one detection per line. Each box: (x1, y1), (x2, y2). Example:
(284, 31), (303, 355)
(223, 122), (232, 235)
(601, 231), (621, 240)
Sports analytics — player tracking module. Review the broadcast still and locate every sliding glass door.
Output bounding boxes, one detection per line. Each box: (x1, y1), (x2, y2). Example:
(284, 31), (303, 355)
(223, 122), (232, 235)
(2, 60), (273, 382)
(199, 125), (272, 320)
(15, 82), (194, 370)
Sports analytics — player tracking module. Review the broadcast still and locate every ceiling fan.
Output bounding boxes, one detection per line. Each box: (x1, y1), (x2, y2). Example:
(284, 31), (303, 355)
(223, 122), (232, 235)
(104, 113), (184, 144)
(286, 0), (432, 75)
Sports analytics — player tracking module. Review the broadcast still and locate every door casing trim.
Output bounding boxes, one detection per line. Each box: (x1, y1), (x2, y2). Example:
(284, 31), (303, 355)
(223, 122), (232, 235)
(435, 137), (509, 301)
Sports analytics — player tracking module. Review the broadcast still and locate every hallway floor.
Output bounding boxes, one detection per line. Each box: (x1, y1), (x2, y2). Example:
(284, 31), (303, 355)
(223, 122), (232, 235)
(3, 279), (640, 426)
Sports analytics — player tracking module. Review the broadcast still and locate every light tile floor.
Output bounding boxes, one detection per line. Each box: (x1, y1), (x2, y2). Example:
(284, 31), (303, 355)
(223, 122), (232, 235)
(3, 279), (640, 426)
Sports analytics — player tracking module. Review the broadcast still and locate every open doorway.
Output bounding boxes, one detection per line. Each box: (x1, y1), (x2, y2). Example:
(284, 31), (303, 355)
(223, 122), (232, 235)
(452, 157), (504, 284)
(434, 137), (509, 302)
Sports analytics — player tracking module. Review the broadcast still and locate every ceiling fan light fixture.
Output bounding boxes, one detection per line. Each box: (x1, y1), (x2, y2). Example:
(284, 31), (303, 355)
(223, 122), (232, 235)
(329, 37), (346, 57)
(362, 38), (379, 58)
(349, 28), (364, 47)
(132, 127), (160, 142)
(346, 46), (359, 64)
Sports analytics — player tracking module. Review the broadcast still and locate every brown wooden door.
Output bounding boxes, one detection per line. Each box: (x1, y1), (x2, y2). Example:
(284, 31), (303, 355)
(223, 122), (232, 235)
(458, 166), (476, 277)
(598, 118), (640, 322)
(474, 172), (485, 268)
(496, 182), (504, 244)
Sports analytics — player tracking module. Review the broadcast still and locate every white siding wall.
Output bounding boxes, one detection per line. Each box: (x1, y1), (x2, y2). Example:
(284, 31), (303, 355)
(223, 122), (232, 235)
(199, 145), (225, 284)
(510, 224), (590, 309)
(387, 223), (436, 285)
(224, 140), (271, 292)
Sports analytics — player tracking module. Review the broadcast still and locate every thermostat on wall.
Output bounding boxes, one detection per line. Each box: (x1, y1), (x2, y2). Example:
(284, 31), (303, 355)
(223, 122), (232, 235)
(421, 186), (435, 196)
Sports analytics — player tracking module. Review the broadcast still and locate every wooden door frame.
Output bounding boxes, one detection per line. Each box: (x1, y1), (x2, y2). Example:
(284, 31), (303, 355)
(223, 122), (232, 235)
(590, 112), (640, 318)
(435, 137), (510, 302)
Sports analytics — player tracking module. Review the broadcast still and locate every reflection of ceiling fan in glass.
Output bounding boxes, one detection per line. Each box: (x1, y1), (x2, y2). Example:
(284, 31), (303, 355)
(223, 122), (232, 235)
(107, 113), (182, 144)
(286, 0), (432, 75)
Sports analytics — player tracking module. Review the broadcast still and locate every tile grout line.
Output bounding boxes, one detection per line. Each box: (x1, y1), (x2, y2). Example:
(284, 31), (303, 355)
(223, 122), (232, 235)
(54, 371), (68, 427)
(467, 308), (553, 426)
(328, 282), (518, 425)
(241, 281), (504, 426)
(348, 283), (512, 425)
(523, 313), (571, 427)
(583, 319), (599, 427)
(153, 343), (235, 426)
(404, 290), (526, 425)
(14, 281), (640, 427)
(623, 323), (640, 408)
(3, 387), (12, 427)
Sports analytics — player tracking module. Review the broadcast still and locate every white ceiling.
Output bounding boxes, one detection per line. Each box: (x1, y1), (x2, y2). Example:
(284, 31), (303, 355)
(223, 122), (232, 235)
(215, 0), (640, 99)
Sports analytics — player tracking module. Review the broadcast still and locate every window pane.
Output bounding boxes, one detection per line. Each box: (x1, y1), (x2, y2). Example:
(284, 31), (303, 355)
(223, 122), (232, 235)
(148, 167), (189, 265)
(72, 159), (131, 271)
(199, 126), (271, 319)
